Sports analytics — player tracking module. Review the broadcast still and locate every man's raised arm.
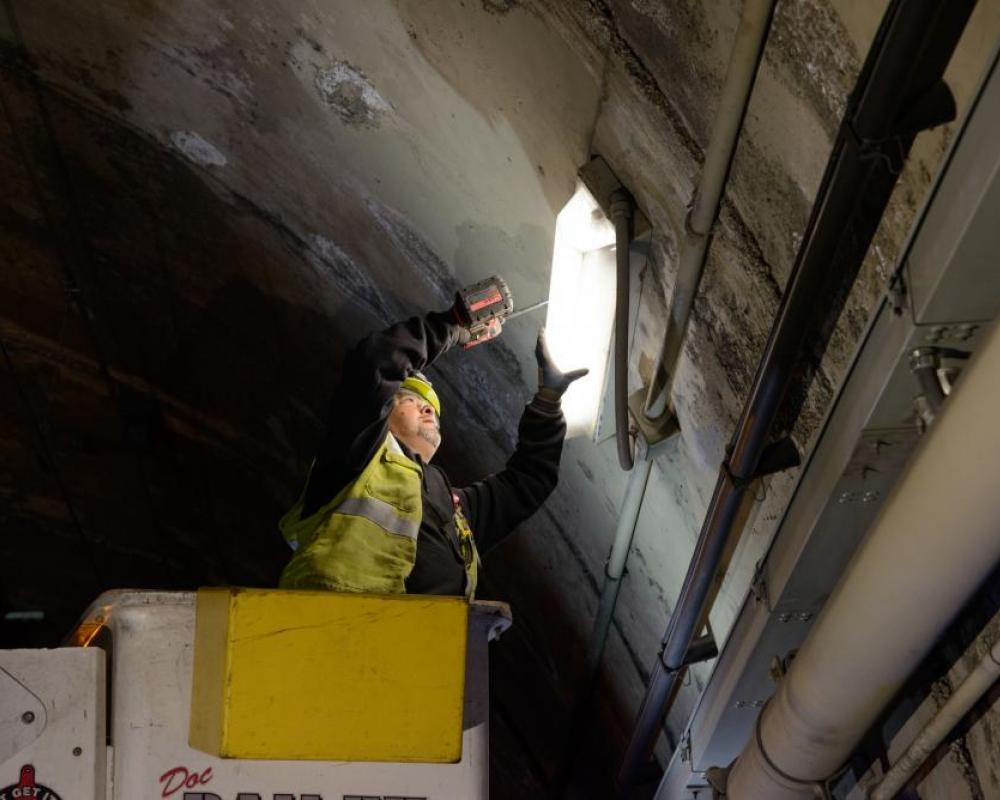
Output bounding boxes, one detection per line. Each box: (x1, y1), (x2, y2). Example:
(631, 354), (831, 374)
(457, 330), (588, 552)
(302, 310), (464, 516)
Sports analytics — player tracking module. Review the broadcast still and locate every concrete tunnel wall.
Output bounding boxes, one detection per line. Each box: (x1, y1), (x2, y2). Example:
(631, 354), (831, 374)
(2, 0), (1000, 796)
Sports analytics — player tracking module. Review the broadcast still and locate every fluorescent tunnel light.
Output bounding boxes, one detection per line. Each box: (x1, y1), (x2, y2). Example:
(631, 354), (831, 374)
(544, 181), (617, 438)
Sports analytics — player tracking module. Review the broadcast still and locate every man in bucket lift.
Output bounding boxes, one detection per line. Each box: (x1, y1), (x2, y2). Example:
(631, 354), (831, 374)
(278, 278), (587, 599)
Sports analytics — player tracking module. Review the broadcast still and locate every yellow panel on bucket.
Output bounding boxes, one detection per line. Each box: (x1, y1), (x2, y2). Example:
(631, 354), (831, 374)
(189, 588), (469, 762)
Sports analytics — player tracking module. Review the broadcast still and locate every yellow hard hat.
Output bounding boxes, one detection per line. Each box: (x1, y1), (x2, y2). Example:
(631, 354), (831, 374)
(400, 372), (441, 417)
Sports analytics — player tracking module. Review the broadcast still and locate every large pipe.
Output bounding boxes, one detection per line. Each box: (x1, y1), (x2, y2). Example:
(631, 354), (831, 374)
(642, 0), (777, 421)
(870, 638), (1000, 800)
(726, 318), (1000, 799)
(611, 190), (635, 471)
(618, 0), (972, 784)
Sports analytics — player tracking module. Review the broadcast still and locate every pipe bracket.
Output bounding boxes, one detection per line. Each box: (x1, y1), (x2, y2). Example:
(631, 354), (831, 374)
(750, 699), (847, 799)
(754, 437), (802, 478)
(845, 120), (907, 176)
(722, 459), (752, 491)
(657, 632), (719, 672)
(656, 648), (680, 675)
(629, 388), (679, 445)
(684, 202), (714, 239)
(682, 632), (719, 666)
(893, 79), (957, 137)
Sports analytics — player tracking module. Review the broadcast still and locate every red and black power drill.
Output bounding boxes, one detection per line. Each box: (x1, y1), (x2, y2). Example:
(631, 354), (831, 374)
(454, 275), (515, 348)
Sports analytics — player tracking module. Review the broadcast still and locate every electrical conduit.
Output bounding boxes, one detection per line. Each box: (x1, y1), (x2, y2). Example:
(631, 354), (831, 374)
(642, 0), (778, 421)
(870, 638), (1000, 800)
(585, 444), (653, 678)
(610, 189), (635, 471)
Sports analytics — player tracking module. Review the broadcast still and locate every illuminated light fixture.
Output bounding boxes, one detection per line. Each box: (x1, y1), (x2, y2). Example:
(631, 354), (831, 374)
(544, 181), (618, 438)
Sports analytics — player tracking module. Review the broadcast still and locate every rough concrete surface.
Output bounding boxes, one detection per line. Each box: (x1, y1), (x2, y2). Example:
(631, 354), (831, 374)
(2, 0), (1000, 796)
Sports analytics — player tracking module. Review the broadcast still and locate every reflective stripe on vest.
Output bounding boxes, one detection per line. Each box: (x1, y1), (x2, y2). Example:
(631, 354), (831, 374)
(279, 433), (478, 597)
(336, 496), (419, 541)
(278, 434), (422, 594)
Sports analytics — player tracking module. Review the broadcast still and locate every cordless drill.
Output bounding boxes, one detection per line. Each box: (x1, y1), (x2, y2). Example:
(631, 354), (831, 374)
(455, 275), (514, 348)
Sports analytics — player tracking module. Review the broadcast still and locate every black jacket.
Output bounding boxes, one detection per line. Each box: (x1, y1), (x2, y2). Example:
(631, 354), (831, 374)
(300, 313), (567, 595)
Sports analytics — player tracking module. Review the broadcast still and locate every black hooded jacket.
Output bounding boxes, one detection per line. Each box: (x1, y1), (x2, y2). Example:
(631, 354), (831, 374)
(298, 312), (567, 595)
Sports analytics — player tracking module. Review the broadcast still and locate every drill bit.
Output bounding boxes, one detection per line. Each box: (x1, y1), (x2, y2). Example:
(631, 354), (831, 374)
(507, 299), (549, 321)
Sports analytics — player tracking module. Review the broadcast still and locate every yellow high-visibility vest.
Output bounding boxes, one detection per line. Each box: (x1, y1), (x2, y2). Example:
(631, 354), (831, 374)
(278, 434), (478, 598)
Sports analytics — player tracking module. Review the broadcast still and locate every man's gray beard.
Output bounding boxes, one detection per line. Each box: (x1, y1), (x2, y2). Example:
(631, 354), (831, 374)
(418, 428), (441, 448)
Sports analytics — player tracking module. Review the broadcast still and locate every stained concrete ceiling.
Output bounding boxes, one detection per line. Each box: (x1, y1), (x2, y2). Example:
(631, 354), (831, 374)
(2, 0), (1000, 796)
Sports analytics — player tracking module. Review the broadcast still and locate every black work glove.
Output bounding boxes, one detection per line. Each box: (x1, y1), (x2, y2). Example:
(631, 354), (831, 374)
(535, 328), (588, 404)
(446, 292), (474, 346)
(447, 291), (503, 348)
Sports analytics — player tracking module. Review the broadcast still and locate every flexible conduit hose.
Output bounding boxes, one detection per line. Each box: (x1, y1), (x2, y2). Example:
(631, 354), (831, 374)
(611, 189), (635, 471)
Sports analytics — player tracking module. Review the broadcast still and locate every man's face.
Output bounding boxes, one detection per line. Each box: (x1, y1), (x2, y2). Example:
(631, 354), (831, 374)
(388, 390), (441, 461)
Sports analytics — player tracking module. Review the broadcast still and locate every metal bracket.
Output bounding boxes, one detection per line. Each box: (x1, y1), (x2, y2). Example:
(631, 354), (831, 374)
(629, 388), (680, 446)
(682, 632), (720, 666)
(680, 730), (692, 765)
(893, 79), (957, 137)
(889, 268), (907, 316)
(768, 650), (798, 684)
(704, 764), (730, 798)
(751, 558), (771, 611)
(909, 345), (971, 428)
(659, 632), (720, 672)
(754, 437), (801, 479)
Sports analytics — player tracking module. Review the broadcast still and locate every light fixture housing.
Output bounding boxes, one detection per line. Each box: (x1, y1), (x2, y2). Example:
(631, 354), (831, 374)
(544, 181), (618, 438)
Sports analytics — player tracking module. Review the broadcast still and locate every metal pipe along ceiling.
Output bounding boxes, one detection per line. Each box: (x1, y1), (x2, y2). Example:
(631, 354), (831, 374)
(725, 317), (1000, 799)
(642, 0), (778, 422)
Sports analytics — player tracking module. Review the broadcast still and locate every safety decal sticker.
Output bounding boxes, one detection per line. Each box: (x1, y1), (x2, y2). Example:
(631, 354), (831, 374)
(0, 765), (62, 800)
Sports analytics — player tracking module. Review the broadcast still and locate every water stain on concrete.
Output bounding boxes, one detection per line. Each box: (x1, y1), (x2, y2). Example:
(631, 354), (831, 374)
(169, 130), (228, 167)
(365, 198), (455, 303)
(314, 61), (392, 129)
(482, 0), (518, 14)
(304, 234), (391, 322)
